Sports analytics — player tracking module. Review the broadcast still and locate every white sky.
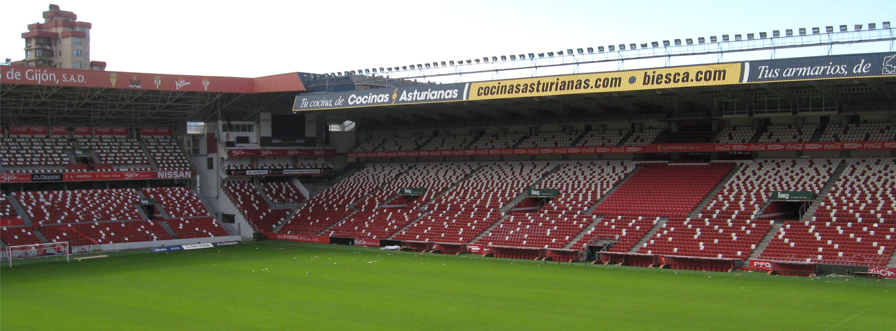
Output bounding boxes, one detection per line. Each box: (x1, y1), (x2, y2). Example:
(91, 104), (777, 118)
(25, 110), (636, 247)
(1, 0), (894, 78)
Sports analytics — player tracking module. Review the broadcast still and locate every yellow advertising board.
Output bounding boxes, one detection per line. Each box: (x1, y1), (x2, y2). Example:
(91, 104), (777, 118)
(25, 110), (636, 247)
(468, 63), (742, 101)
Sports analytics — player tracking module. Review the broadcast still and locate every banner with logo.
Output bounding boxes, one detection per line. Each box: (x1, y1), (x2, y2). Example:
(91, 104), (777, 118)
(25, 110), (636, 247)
(73, 127), (91, 136)
(467, 244), (488, 255)
(264, 233), (331, 244)
(139, 128), (172, 136)
(1, 171), (193, 183)
(9, 126), (48, 136)
(744, 52), (896, 83)
(227, 149), (336, 157)
(227, 168), (322, 177)
(469, 63), (742, 101)
(354, 238), (381, 247)
(293, 83), (469, 111)
(50, 126), (68, 136)
(348, 141), (896, 158)
(749, 260), (773, 272)
(93, 127), (129, 136)
(868, 267), (896, 278)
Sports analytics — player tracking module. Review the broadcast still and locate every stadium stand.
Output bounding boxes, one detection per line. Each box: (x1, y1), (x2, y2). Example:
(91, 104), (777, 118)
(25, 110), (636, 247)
(77, 137), (150, 167)
(577, 130), (628, 147)
(381, 137), (426, 151)
(420, 134), (475, 150)
(326, 209), (423, 239)
(0, 137), (73, 169)
(568, 215), (659, 252)
(224, 181), (291, 232)
(592, 163), (735, 218)
(758, 158), (896, 266)
(42, 220), (172, 246)
(516, 131), (581, 148)
(14, 189), (143, 224)
(164, 217), (230, 239)
(143, 136), (191, 171)
(140, 187), (210, 218)
(714, 126), (757, 144)
(262, 181), (306, 204)
(467, 134), (525, 149)
(622, 129), (662, 146)
(757, 124), (818, 143)
(818, 122), (896, 142)
(636, 217), (773, 259)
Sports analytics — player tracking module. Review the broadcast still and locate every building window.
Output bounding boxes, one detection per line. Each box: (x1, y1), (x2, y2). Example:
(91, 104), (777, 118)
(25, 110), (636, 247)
(26, 50), (33, 58)
(73, 38), (81, 46)
(73, 62), (81, 69)
(73, 50), (82, 57)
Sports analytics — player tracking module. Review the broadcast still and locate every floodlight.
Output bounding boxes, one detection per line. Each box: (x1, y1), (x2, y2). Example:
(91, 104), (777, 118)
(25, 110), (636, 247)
(663, 40), (671, 46)
(884, 22), (891, 29)
(710, 36), (718, 43)
(537, 53), (545, 58)
(547, 52), (554, 57)
(586, 47), (593, 53)
(617, 44), (625, 50)
(722, 35), (729, 41)
(597, 46), (605, 52)
(651, 41), (659, 47)
(441, 61), (447, 66)
(630, 43), (638, 49)
(698, 37), (705, 44)
(608, 45), (615, 51)
(735, 34), (742, 41)
(528, 53), (535, 59)
(674, 39), (681, 45)
(685, 38), (693, 45)
(825, 26), (833, 33)
(759, 32), (767, 38)
(567, 48), (574, 55)
(839, 25), (847, 32)
(812, 27), (820, 34)
(640, 43), (648, 48)
(509, 55), (516, 60)
(786, 29), (793, 36)
(577, 48), (584, 54)
(854, 24), (862, 31)
(869, 23), (876, 30)
(799, 28), (806, 35)
(500, 55), (507, 61)
(747, 33), (754, 40)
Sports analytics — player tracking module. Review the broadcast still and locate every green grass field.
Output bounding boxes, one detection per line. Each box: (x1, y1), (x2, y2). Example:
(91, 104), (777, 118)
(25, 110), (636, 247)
(2, 240), (894, 330)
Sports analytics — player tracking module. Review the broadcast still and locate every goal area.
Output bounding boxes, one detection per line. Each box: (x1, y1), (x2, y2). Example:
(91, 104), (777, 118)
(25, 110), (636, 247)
(3, 242), (70, 267)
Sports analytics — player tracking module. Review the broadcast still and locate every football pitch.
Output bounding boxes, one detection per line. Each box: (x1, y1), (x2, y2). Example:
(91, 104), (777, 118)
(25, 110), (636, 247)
(2, 240), (893, 331)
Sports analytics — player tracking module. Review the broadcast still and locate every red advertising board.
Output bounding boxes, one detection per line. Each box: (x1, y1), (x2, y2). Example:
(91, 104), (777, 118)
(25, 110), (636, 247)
(749, 260), (773, 272)
(0, 171), (193, 183)
(50, 126), (68, 136)
(467, 244), (489, 255)
(9, 126), (48, 136)
(228, 149), (337, 157)
(93, 127), (129, 136)
(0, 174), (32, 183)
(867, 267), (896, 278)
(264, 233), (331, 244)
(354, 238), (381, 247)
(348, 141), (896, 158)
(1, 66), (303, 93)
(73, 127), (91, 136)
(139, 128), (172, 136)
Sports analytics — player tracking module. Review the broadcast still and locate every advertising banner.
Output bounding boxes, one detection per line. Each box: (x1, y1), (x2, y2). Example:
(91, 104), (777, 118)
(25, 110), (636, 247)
(749, 260), (773, 272)
(745, 52), (896, 83)
(260, 137), (314, 147)
(50, 126), (68, 136)
(868, 267), (896, 278)
(527, 188), (559, 198)
(9, 126), (48, 136)
(347, 141), (896, 158)
(2, 171), (195, 183)
(0, 174), (34, 183)
(227, 149), (336, 157)
(93, 127), (128, 136)
(770, 191), (815, 201)
(264, 233), (331, 244)
(468, 63), (742, 101)
(354, 238), (381, 247)
(73, 127), (91, 136)
(139, 128), (172, 136)
(1, 66), (261, 93)
(293, 83), (469, 111)
(467, 244), (488, 255)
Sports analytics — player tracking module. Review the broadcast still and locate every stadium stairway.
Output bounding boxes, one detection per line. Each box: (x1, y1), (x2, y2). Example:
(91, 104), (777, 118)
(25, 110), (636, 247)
(469, 214), (512, 244)
(889, 250), (896, 267)
(499, 163), (564, 213)
(314, 209), (359, 236)
(154, 219), (180, 239)
(387, 210), (433, 240)
(745, 221), (785, 262)
(138, 140), (160, 170)
(566, 131), (589, 147)
(415, 165), (485, 210)
(6, 195), (32, 227)
(688, 164), (744, 218)
(562, 215), (605, 249)
(628, 217), (669, 253)
(800, 161), (848, 222)
(616, 131), (634, 146)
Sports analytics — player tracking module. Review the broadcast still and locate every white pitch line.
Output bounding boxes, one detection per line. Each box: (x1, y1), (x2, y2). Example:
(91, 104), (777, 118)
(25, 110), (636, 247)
(824, 309), (868, 331)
